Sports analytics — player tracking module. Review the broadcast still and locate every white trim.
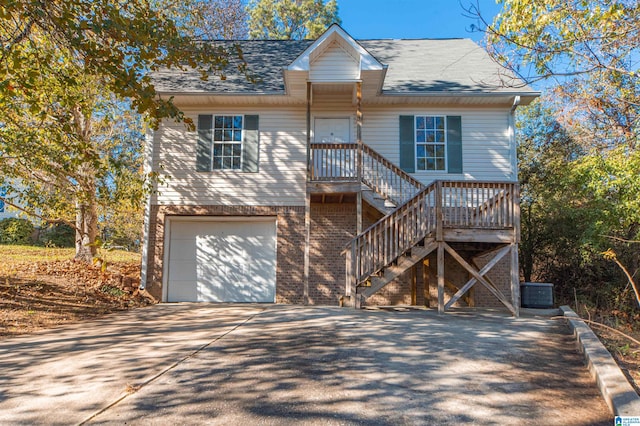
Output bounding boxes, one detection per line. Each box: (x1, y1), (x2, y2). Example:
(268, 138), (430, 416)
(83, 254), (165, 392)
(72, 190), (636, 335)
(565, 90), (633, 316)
(139, 126), (155, 290)
(162, 215), (278, 302)
(509, 96), (521, 180)
(414, 115), (448, 173)
(288, 24), (384, 72)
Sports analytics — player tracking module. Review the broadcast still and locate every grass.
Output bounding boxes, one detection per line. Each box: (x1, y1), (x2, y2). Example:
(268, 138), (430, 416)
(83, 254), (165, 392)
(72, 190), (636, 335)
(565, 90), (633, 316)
(0, 245), (140, 264)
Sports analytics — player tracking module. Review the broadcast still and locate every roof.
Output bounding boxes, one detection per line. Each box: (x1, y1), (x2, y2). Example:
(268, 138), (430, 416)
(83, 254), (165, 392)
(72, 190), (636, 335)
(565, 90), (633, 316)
(151, 38), (537, 96)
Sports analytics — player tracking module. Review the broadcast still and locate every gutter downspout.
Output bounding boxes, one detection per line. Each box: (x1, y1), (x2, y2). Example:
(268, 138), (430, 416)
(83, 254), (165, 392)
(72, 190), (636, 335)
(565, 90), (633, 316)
(509, 95), (521, 181)
(139, 126), (155, 290)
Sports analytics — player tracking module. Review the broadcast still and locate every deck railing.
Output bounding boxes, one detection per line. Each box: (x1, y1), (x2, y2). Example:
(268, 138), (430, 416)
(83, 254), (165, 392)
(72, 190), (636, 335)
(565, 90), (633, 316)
(440, 181), (518, 229)
(310, 143), (424, 205)
(346, 181), (518, 294)
(309, 143), (357, 181)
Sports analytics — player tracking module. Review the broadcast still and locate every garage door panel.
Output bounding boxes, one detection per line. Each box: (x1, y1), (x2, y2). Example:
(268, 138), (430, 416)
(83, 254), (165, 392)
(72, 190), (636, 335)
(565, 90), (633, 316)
(167, 240), (197, 261)
(166, 280), (199, 302)
(167, 219), (276, 303)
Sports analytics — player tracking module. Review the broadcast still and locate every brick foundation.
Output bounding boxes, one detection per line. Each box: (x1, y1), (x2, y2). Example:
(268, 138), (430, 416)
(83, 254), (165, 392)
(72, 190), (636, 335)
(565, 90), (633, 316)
(144, 203), (515, 308)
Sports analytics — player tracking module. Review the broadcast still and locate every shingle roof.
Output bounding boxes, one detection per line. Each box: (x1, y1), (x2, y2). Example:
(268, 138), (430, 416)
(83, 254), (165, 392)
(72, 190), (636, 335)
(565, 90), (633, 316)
(152, 38), (535, 95)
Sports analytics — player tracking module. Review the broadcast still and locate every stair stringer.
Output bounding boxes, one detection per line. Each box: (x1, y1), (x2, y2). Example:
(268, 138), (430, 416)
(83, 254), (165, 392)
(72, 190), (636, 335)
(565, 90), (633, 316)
(361, 186), (396, 215)
(358, 239), (438, 300)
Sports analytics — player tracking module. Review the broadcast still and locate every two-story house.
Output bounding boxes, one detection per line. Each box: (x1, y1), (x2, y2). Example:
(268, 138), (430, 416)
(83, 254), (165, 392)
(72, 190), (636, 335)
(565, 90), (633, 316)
(141, 25), (538, 314)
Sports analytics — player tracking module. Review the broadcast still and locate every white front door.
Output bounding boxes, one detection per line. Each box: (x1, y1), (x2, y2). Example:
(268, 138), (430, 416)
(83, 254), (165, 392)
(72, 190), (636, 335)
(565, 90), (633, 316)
(313, 118), (353, 177)
(314, 118), (350, 143)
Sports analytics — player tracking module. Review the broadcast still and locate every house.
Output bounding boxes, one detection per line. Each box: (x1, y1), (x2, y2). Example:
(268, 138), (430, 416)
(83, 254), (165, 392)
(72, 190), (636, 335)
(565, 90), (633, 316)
(0, 185), (22, 221)
(141, 24), (539, 314)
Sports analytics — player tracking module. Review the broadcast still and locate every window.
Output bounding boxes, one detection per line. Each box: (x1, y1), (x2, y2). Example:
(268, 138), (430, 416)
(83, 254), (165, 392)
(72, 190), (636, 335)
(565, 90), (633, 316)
(0, 187), (4, 213)
(415, 116), (446, 171)
(197, 114), (259, 173)
(212, 115), (243, 170)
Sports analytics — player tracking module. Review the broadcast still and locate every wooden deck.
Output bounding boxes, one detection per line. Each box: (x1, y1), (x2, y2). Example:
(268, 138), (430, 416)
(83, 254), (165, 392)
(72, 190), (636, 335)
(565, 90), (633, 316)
(306, 143), (521, 315)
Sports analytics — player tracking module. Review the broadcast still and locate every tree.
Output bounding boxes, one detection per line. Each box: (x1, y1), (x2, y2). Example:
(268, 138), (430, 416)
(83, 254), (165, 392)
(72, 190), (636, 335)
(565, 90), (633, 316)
(466, 0), (640, 316)
(1, 0), (232, 126)
(247, 0), (340, 40)
(158, 0), (249, 39)
(0, 38), (147, 261)
(0, 0), (242, 261)
(469, 1), (639, 151)
(516, 98), (640, 315)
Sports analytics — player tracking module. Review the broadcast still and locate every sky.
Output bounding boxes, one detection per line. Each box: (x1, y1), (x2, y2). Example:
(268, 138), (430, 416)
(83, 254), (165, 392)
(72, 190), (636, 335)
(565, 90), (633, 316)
(338, 0), (502, 42)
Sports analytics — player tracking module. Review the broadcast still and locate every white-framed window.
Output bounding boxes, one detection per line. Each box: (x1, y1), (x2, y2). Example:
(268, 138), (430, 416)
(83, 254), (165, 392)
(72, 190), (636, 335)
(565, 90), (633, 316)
(415, 115), (447, 171)
(212, 115), (243, 170)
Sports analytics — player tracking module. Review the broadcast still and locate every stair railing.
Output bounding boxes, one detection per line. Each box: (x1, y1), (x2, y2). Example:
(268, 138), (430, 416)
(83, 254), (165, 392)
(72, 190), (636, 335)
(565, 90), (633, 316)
(346, 181), (439, 297)
(360, 144), (424, 205)
(345, 180), (519, 300)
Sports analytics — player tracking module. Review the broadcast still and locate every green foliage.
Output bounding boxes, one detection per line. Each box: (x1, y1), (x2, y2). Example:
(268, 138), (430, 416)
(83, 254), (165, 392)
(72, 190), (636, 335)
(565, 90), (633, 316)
(0, 218), (34, 245)
(486, 1), (639, 149)
(517, 98), (640, 315)
(247, 0), (340, 39)
(38, 224), (75, 248)
(1, 0), (231, 127)
(488, 1), (639, 84)
(100, 285), (126, 298)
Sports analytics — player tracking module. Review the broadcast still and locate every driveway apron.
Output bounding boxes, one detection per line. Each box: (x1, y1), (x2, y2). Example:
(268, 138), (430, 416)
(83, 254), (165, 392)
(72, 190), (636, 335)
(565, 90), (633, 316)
(0, 305), (611, 425)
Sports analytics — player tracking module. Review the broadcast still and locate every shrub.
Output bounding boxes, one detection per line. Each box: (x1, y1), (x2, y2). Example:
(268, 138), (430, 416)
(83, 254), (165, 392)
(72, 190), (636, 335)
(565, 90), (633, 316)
(0, 218), (35, 245)
(38, 223), (75, 248)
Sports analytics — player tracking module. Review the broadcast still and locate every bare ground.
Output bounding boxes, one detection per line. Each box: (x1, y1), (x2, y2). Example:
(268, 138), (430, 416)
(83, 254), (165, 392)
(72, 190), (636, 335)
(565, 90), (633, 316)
(0, 248), (155, 338)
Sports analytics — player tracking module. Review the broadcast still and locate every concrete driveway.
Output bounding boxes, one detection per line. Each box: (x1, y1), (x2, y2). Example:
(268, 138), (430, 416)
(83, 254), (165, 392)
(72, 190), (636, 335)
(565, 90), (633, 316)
(0, 305), (611, 425)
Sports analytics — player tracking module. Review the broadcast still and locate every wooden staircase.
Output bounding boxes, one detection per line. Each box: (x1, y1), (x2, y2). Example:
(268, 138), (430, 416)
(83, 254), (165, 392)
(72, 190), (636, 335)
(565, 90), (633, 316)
(308, 141), (520, 314)
(344, 147), (520, 314)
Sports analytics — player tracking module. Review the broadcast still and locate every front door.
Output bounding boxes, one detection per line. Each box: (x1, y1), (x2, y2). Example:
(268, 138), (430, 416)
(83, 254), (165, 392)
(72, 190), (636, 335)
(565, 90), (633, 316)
(314, 118), (351, 143)
(313, 118), (353, 178)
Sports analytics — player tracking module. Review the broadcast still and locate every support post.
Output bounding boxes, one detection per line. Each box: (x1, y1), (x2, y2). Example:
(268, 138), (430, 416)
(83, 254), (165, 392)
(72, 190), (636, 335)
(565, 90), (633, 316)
(511, 242), (520, 317)
(357, 191), (362, 235)
(306, 82), (312, 181)
(411, 265), (417, 305)
(356, 81), (363, 181)
(437, 243), (445, 314)
(423, 258), (431, 308)
(304, 191), (311, 305)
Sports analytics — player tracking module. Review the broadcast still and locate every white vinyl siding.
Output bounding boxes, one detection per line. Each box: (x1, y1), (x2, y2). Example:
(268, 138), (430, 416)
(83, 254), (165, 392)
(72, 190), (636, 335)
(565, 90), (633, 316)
(152, 102), (515, 207)
(154, 107), (306, 206)
(309, 41), (360, 82)
(361, 106), (514, 184)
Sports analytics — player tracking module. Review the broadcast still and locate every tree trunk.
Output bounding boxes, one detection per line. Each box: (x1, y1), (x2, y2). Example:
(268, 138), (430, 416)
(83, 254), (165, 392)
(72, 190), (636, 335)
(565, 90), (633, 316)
(75, 198), (98, 262)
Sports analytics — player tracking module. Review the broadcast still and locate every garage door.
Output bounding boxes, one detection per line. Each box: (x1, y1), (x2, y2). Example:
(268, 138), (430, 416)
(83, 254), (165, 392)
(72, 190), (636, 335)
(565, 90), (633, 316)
(166, 219), (277, 302)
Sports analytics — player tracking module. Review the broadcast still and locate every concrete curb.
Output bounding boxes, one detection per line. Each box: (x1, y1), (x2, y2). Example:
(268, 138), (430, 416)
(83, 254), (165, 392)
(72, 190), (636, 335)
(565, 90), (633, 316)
(561, 305), (640, 416)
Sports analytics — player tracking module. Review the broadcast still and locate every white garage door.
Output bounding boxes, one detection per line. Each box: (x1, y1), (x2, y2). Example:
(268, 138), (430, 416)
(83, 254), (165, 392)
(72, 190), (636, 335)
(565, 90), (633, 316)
(166, 219), (277, 302)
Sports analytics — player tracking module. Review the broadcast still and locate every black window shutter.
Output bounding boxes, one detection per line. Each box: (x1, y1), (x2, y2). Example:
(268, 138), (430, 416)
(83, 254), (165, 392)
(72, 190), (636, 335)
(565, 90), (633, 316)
(399, 115), (415, 173)
(243, 115), (260, 173)
(197, 115), (213, 171)
(446, 116), (462, 174)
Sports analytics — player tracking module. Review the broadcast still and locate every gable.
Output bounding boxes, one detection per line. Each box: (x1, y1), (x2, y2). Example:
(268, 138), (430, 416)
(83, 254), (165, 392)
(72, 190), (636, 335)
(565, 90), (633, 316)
(309, 40), (360, 82)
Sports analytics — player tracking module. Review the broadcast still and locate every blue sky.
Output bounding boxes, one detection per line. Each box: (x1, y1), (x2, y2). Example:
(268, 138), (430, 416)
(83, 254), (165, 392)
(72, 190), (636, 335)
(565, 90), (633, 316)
(338, 0), (502, 42)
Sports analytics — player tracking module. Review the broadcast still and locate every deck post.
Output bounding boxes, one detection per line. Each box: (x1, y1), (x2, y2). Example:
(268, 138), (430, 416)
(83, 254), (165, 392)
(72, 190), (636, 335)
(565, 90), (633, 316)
(437, 242), (445, 314)
(304, 191), (311, 305)
(306, 82), (312, 181)
(511, 242), (520, 317)
(356, 82), (363, 181)
(357, 190), (362, 235)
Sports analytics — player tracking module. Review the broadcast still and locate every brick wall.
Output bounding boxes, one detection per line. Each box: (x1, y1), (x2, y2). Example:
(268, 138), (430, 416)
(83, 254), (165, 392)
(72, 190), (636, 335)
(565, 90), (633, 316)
(308, 202), (357, 305)
(145, 205), (305, 303)
(472, 250), (513, 308)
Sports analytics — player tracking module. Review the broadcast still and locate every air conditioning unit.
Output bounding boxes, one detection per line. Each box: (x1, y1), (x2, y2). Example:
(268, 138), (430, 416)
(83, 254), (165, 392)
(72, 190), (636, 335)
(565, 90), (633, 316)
(520, 282), (554, 309)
